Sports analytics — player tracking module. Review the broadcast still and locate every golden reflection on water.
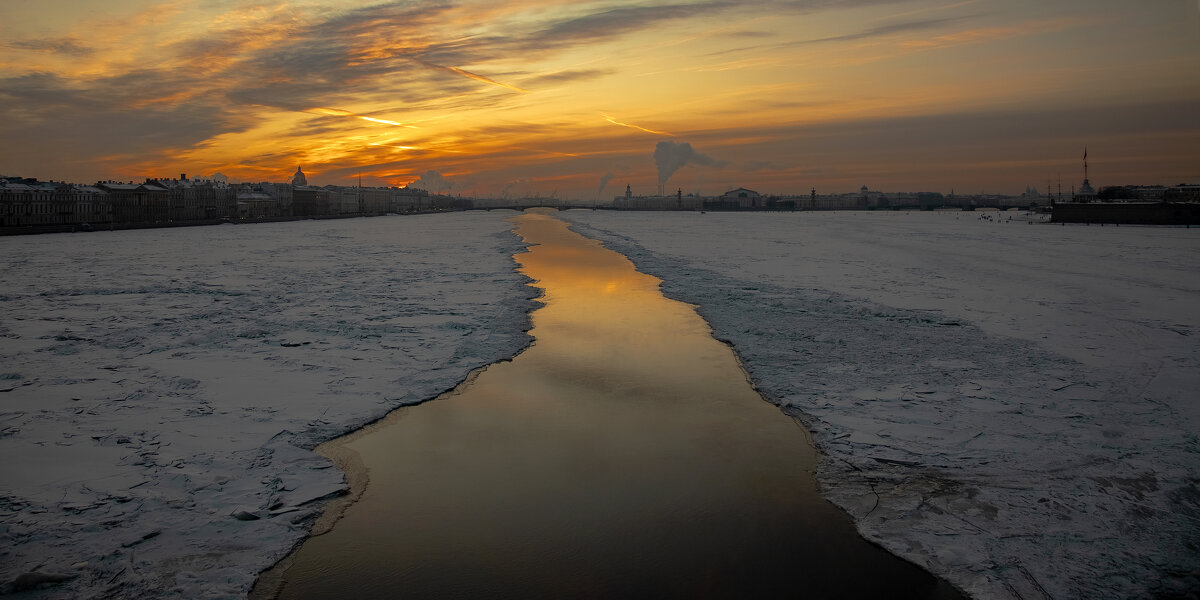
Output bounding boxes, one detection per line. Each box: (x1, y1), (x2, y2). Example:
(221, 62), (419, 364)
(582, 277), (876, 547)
(514, 211), (748, 405)
(268, 210), (961, 600)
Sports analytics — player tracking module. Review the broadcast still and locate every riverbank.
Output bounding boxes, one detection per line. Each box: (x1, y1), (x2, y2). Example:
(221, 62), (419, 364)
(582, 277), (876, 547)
(0, 210), (467, 237)
(1051, 201), (1200, 225)
(0, 213), (537, 598)
(561, 210), (1200, 599)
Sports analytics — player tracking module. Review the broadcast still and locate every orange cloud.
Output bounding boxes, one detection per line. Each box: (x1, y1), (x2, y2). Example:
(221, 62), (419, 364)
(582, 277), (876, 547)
(308, 107), (419, 129)
(899, 18), (1086, 50)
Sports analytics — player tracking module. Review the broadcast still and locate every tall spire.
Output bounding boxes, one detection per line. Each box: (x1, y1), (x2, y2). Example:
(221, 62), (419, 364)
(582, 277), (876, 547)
(1077, 149), (1096, 202)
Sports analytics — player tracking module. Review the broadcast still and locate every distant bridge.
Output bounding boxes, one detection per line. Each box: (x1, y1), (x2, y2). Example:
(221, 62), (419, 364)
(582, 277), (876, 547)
(467, 204), (602, 212)
(885, 204), (1035, 212)
(467, 203), (1038, 213)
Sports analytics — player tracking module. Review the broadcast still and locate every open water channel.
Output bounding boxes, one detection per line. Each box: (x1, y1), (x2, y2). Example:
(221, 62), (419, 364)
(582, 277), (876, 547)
(261, 211), (962, 599)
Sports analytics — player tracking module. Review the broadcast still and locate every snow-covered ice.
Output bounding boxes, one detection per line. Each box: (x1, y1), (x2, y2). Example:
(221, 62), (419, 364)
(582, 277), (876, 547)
(561, 210), (1200, 599)
(4, 208), (1197, 599)
(0, 214), (535, 598)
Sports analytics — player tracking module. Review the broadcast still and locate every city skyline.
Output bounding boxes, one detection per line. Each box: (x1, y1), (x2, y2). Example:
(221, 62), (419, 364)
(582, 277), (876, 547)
(2, 0), (1199, 200)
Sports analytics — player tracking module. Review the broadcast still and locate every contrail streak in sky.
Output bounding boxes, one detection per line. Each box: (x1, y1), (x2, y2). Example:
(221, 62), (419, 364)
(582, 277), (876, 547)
(359, 116), (411, 127)
(435, 64), (529, 93)
(602, 113), (672, 136)
(309, 107), (419, 128)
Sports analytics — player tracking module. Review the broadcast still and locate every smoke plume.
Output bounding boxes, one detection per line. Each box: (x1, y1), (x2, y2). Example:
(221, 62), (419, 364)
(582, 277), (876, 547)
(654, 141), (721, 192)
(501, 178), (531, 199)
(597, 172), (614, 194)
(407, 170), (452, 193)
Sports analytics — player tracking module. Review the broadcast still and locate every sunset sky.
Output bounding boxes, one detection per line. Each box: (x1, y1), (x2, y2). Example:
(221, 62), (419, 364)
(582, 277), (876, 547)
(2, 0), (1198, 199)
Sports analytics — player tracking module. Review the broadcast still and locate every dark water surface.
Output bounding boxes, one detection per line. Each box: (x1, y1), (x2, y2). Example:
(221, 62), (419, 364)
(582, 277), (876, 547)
(268, 211), (962, 599)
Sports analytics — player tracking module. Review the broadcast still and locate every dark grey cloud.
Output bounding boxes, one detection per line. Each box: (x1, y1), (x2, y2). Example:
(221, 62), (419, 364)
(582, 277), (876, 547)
(743, 160), (790, 171)
(789, 16), (965, 45)
(819, 99), (1199, 144)
(537, 2), (737, 42)
(469, 122), (561, 137)
(157, 1), (485, 111)
(8, 37), (93, 56)
(311, 1), (454, 36)
(521, 68), (616, 87)
(200, 3), (550, 112)
(681, 96), (1200, 190)
(691, 97), (1200, 156)
(0, 73), (250, 178)
(708, 15), (965, 57)
(249, 43), (359, 83)
(0, 70), (229, 125)
(493, 0), (922, 57)
(776, 0), (914, 11)
(726, 29), (772, 38)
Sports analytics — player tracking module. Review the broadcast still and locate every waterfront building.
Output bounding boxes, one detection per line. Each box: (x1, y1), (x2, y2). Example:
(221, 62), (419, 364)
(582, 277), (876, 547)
(1076, 179), (1097, 203)
(394, 187), (430, 212)
(614, 187), (702, 210)
(721, 187), (763, 208)
(359, 187), (392, 214)
(332, 187), (359, 214)
(0, 179), (78, 226)
(1022, 186), (1043, 205)
(147, 175), (237, 221)
(292, 186), (331, 216)
(97, 181), (171, 224)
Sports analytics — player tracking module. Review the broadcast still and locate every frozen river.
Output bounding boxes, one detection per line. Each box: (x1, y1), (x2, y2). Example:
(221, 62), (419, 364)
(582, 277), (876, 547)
(1, 209), (1196, 598)
(264, 211), (961, 599)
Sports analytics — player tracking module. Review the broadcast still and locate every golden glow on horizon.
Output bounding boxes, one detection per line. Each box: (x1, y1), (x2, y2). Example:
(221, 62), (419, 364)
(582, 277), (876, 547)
(1, 0), (1198, 195)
